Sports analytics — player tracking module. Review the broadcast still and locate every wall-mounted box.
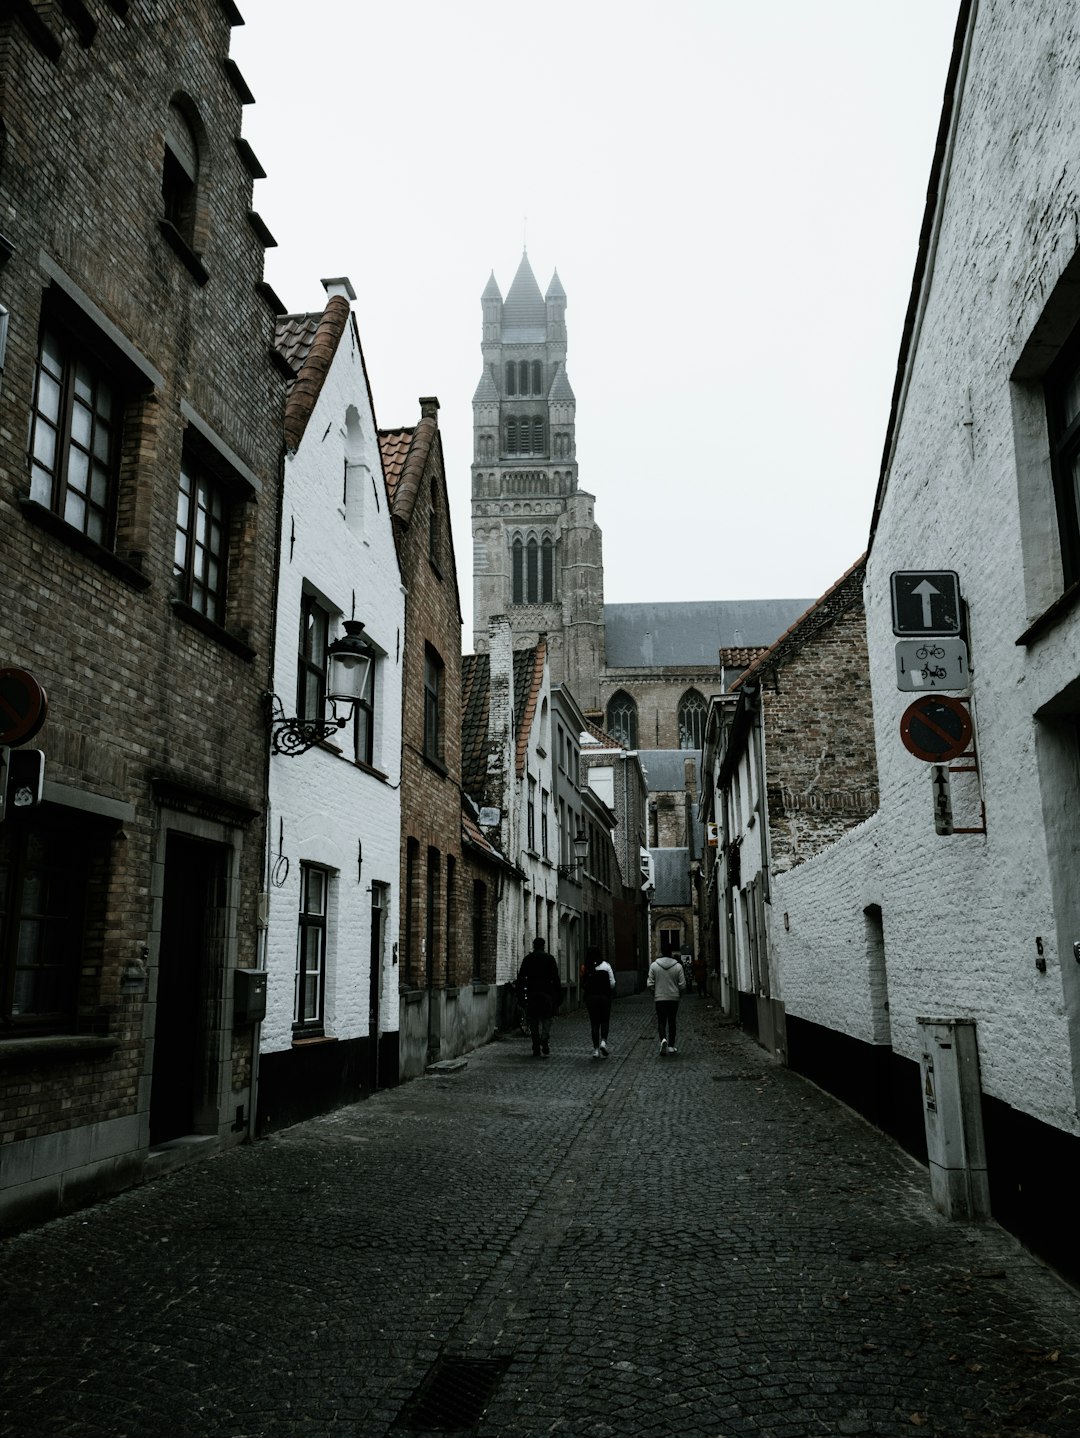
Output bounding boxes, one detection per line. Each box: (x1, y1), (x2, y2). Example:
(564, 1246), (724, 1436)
(233, 967), (267, 1026)
(918, 1017), (990, 1220)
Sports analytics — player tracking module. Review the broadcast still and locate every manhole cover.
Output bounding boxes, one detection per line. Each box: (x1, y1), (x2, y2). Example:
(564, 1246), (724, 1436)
(394, 1355), (509, 1432)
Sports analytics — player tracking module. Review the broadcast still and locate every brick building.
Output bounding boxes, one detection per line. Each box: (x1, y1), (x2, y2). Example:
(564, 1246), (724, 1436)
(379, 400), (467, 1079)
(257, 281), (404, 1133)
(701, 559), (877, 1049)
(0, 0), (284, 1225)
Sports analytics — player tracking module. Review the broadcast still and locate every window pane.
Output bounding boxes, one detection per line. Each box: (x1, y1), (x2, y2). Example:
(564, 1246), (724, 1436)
(90, 464), (109, 508)
(32, 419), (57, 470)
(87, 509), (105, 545)
(30, 465), (53, 505)
(70, 397), (93, 449)
(73, 360), (94, 404)
(67, 447), (89, 495)
(37, 370), (62, 422)
(64, 492), (86, 530)
(40, 329), (64, 379)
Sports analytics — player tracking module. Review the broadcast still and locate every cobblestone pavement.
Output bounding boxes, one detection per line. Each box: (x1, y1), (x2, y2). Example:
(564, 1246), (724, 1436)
(3, 995), (1080, 1438)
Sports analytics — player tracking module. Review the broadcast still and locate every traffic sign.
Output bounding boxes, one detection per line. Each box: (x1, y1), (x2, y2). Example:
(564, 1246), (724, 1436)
(0, 668), (48, 746)
(890, 571), (962, 636)
(900, 695), (973, 763)
(895, 638), (969, 691)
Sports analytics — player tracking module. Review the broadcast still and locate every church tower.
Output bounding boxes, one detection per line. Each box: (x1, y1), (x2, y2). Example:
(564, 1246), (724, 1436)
(471, 253), (605, 711)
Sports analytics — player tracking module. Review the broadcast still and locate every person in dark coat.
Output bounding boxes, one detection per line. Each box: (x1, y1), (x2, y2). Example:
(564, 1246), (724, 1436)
(516, 937), (562, 1057)
(583, 945), (616, 1057)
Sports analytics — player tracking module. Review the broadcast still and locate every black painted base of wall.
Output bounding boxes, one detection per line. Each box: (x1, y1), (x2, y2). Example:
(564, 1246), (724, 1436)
(257, 1032), (399, 1137)
(781, 1011), (1080, 1284)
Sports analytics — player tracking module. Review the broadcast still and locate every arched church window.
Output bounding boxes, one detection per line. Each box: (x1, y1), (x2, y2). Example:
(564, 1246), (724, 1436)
(541, 537), (554, 601)
(532, 417), (545, 453)
(527, 537), (539, 601)
(512, 537), (524, 603)
(505, 362), (517, 396)
(531, 360), (542, 395)
(607, 692), (638, 749)
(518, 360), (530, 395)
(678, 689), (707, 750)
(506, 417), (518, 454)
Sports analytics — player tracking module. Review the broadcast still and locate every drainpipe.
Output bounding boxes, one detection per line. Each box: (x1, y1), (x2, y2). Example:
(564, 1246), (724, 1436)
(744, 683), (770, 906)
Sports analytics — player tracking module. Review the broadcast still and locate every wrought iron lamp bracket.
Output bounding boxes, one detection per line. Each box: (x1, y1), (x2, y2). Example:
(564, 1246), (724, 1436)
(264, 691), (348, 757)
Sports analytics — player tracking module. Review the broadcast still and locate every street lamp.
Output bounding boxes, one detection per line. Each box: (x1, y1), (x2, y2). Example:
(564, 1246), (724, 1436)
(557, 827), (589, 880)
(266, 619), (374, 756)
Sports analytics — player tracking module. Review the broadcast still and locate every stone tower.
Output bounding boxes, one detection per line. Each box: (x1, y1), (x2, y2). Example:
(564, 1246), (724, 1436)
(471, 253), (605, 711)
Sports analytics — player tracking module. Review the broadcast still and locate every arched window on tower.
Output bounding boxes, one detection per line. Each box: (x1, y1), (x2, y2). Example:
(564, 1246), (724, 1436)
(505, 362), (517, 396)
(512, 537), (524, 603)
(532, 417), (545, 453)
(678, 689), (708, 750)
(518, 360), (530, 395)
(506, 417), (518, 454)
(531, 360), (542, 395)
(526, 537), (539, 601)
(607, 692), (638, 749)
(541, 536), (554, 601)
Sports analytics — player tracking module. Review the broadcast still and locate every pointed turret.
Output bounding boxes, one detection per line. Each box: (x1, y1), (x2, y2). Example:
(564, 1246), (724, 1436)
(503, 252), (546, 340)
(481, 270), (502, 347)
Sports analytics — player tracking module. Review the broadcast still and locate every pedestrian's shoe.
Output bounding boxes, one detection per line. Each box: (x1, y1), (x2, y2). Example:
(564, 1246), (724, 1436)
(668, 1046), (678, 1055)
(541, 1040), (550, 1056)
(599, 1040), (609, 1056)
(660, 1038), (668, 1055)
(592, 1048), (600, 1059)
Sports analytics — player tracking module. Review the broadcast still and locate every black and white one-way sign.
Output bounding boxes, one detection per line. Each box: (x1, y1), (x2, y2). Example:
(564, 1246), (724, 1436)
(890, 571), (962, 636)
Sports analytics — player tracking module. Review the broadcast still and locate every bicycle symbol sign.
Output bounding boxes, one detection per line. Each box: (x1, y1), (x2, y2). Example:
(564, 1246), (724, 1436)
(894, 637), (969, 692)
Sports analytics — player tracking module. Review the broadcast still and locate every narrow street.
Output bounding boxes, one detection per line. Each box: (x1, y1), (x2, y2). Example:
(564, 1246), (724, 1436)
(2, 995), (1078, 1438)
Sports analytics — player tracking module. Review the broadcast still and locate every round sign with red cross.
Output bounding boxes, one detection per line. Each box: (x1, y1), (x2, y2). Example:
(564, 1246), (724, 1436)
(899, 694), (972, 763)
(0, 668), (49, 747)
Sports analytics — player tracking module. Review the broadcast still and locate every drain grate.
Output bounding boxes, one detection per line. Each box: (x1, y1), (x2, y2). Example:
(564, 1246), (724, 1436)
(394, 1355), (509, 1432)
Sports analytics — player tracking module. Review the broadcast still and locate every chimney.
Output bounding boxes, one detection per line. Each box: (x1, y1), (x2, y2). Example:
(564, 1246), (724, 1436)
(321, 276), (356, 301)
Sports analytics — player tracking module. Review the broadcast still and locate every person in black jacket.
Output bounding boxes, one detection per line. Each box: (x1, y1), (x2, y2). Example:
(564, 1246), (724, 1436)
(583, 945), (616, 1057)
(516, 937), (562, 1057)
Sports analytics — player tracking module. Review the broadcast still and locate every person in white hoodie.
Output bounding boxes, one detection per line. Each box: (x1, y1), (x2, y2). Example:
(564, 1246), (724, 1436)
(582, 945), (616, 1058)
(647, 945), (686, 1054)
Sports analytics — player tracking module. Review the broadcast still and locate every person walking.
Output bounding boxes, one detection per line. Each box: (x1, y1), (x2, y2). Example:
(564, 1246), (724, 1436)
(647, 945), (686, 1055)
(692, 953), (707, 998)
(516, 937), (562, 1057)
(582, 945), (616, 1058)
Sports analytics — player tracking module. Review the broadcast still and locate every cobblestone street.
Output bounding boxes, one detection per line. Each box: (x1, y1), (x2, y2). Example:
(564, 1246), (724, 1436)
(2, 995), (1079, 1438)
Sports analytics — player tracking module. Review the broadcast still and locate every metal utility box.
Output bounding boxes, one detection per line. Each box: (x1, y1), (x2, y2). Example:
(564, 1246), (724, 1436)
(917, 1017), (990, 1220)
(233, 967), (268, 1026)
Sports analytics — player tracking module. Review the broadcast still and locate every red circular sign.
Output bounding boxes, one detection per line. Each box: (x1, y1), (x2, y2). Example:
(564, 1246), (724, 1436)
(0, 668), (49, 747)
(899, 694), (972, 763)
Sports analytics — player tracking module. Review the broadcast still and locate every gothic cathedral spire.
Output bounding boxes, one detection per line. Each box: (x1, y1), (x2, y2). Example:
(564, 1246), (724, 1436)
(471, 256), (605, 712)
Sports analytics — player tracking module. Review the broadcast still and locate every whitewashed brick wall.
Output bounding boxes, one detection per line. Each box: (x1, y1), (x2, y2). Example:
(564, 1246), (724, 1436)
(262, 313), (404, 1053)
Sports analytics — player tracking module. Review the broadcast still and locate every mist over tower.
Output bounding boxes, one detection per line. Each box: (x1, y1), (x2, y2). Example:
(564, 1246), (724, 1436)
(471, 253), (605, 712)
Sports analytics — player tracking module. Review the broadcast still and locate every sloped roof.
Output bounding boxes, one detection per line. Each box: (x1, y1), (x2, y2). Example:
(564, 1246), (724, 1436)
(378, 417), (437, 524)
(640, 750), (700, 796)
(604, 599), (813, 668)
(650, 848), (692, 905)
(472, 367), (500, 403)
(513, 639), (546, 779)
(460, 652), (491, 800)
(462, 803), (511, 868)
(548, 362), (575, 403)
(275, 296), (351, 453)
(732, 555), (867, 691)
(503, 252), (546, 340)
(581, 714), (624, 749)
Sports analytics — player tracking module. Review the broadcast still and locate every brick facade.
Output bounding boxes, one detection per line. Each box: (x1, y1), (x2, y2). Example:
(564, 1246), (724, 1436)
(0, 1), (284, 1225)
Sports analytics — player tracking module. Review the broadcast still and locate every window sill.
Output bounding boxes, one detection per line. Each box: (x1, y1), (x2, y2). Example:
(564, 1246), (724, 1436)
(0, 1033), (120, 1065)
(422, 752), (449, 778)
(171, 599), (256, 661)
(354, 757), (390, 783)
(158, 220), (209, 286)
(471, 982), (490, 995)
(402, 988), (426, 1005)
(19, 498), (152, 589)
(1016, 579), (1080, 646)
(292, 1033), (335, 1047)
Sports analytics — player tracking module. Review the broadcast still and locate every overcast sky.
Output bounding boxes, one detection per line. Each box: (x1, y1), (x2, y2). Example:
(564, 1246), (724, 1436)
(232, 2), (960, 644)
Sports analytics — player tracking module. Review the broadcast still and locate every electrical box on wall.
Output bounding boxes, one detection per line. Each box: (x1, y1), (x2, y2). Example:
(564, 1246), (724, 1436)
(917, 1017), (990, 1220)
(233, 967), (268, 1026)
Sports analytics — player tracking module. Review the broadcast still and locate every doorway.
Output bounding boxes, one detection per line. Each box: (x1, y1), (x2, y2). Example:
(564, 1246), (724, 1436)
(149, 833), (228, 1145)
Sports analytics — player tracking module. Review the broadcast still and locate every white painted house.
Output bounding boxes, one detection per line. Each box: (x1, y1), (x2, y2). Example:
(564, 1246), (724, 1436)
(257, 279), (404, 1133)
(768, 1), (1080, 1277)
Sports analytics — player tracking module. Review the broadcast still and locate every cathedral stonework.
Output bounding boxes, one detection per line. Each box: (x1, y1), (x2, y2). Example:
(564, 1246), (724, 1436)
(471, 253), (605, 712)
